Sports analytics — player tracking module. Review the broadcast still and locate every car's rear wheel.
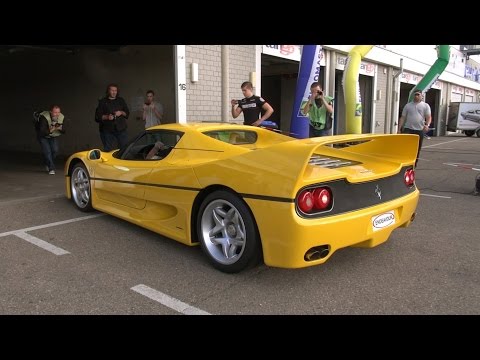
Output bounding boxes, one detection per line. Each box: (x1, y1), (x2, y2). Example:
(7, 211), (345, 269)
(197, 190), (261, 273)
(476, 128), (480, 138)
(465, 130), (475, 137)
(71, 163), (93, 212)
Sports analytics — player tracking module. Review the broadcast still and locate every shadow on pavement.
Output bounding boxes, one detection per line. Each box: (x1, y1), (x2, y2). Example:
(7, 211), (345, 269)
(0, 151), (68, 202)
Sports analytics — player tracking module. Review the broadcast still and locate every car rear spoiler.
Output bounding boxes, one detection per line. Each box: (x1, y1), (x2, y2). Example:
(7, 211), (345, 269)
(247, 133), (419, 183)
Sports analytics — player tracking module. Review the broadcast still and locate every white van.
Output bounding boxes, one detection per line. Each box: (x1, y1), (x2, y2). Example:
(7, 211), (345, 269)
(447, 102), (480, 137)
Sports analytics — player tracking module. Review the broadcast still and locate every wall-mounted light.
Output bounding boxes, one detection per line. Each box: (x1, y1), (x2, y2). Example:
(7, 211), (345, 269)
(191, 63), (199, 82)
(250, 71), (256, 87)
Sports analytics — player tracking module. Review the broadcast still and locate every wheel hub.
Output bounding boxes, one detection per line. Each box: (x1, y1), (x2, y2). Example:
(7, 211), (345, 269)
(226, 223), (236, 237)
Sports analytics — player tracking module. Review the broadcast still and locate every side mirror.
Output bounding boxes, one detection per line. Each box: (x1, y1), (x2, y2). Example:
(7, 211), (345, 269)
(88, 149), (104, 161)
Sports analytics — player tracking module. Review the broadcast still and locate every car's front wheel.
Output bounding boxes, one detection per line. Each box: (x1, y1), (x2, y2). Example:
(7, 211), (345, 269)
(197, 190), (262, 273)
(71, 163), (93, 212)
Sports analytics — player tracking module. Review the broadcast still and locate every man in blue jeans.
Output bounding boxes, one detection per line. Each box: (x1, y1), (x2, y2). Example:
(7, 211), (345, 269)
(95, 83), (130, 151)
(35, 105), (65, 175)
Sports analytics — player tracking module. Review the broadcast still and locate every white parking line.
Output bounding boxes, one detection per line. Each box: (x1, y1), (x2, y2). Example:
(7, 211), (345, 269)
(0, 214), (105, 238)
(0, 214), (105, 254)
(420, 193), (452, 199)
(443, 162), (480, 171)
(14, 231), (70, 255)
(422, 138), (467, 148)
(131, 284), (211, 315)
(0, 194), (64, 206)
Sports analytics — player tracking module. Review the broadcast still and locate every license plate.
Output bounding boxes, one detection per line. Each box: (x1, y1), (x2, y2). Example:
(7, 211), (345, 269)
(372, 210), (395, 232)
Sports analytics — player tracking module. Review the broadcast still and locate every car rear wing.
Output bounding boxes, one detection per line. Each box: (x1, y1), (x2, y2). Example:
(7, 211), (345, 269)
(247, 133), (419, 185)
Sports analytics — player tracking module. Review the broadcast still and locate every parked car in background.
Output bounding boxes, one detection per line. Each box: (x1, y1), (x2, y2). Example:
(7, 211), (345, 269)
(447, 102), (480, 137)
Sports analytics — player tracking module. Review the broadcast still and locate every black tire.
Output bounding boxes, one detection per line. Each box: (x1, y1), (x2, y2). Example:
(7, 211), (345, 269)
(465, 130), (475, 137)
(70, 163), (93, 212)
(196, 190), (262, 273)
(476, 129), (480, 138)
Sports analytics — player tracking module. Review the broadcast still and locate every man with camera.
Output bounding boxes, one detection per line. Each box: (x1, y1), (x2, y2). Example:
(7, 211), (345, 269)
(95, 83), (130, 151)
(142, 90), (163, 129)
(302, 82), (334, 137)
(35, 105), (65, 175)
(231, 81), (274, 127)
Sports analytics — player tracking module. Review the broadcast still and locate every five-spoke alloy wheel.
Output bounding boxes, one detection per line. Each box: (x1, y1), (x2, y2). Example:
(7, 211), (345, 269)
(197, 190), (261, 273)
(71, 163), (93, 212)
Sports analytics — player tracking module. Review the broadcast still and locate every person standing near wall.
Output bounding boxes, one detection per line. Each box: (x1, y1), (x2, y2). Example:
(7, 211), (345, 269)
(398, 89), (432, 167)
(142, 90), (163, 129)
(302, 82), (334, 137)
(35, 105), (65, 175)
(231, 81), (274, 126)
(95, 83), (130, 151)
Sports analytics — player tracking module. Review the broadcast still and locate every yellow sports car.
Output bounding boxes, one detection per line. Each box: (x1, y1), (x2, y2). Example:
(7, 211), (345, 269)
(65, 123), (419, 273)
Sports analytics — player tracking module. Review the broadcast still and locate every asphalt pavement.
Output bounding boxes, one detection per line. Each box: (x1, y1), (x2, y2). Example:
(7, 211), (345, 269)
(0, 135), (479, 315)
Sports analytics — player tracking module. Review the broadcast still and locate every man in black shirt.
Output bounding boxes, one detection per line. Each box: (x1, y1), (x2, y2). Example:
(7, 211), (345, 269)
(95, 83), (130, 151)
(231, 81), (274, 126)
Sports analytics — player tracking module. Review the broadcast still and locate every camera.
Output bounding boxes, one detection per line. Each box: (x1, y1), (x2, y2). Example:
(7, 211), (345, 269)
(317, 91), (323, 95)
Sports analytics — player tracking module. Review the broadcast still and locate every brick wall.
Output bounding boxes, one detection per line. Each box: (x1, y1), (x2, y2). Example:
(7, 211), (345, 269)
(229, 45), (257, 124)
(185, 45), (256, 123)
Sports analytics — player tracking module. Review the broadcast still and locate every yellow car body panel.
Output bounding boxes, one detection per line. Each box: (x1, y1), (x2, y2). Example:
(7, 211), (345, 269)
(245, 191), (418, 268)
(65, 123), (420, 270)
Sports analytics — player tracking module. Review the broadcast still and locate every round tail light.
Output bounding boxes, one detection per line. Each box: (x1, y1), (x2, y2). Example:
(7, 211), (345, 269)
(312, 188), (332, 210)
(298, 190), (314, 213)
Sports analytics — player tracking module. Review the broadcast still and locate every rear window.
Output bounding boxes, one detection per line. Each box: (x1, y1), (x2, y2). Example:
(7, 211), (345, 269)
(204, 130), (257, 145)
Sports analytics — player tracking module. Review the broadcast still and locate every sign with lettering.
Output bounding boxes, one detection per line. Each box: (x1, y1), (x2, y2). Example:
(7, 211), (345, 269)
(400, 71), (421, 85)
(445, 47), (466, 78)
(336, 55), (375, 77)
(432, 80), (443, 90)
(263, 45), (303, 62)
(452, 85), (464, 94)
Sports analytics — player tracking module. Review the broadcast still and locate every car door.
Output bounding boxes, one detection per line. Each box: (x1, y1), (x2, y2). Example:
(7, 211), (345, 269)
(94, 131), (179, 210)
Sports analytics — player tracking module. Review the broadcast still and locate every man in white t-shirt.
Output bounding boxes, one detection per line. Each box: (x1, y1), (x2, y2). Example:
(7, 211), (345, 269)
(142, 90), (163, 129)
(398, 89), (432, 167)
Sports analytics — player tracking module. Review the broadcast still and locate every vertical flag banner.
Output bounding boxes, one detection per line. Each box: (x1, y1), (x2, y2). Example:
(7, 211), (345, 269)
(290, 45), (323, 138)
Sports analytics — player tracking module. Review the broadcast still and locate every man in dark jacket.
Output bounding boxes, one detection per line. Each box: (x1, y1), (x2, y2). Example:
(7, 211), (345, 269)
(95, 83), (130, 151)
(35, 105), (65, 175)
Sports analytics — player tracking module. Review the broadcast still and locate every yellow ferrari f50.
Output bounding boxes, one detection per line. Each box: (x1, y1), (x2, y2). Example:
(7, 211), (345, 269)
(65, 123), (419, 273)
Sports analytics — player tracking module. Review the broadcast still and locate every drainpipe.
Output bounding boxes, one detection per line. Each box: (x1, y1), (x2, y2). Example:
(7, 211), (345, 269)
(393, 58), (404, 80)
(385, 67), (393, 134)
(221, 45), (229, 122)
(391, 58), (403, 133)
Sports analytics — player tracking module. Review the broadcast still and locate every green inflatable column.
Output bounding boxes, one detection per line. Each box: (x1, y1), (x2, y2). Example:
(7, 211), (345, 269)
(408, 45), (450, 101)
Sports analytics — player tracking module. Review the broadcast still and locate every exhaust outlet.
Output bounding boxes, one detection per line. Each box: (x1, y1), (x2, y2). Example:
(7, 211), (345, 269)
(304, 245), (330, 262)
